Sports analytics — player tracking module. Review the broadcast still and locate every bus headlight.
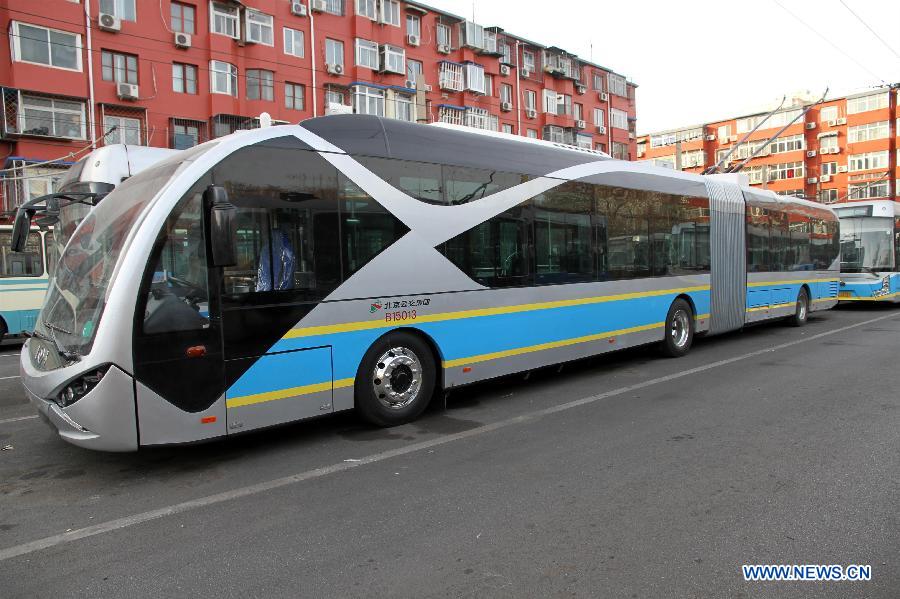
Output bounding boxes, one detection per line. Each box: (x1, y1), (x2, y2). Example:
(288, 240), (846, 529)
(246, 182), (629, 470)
(57, 366), (111, 408)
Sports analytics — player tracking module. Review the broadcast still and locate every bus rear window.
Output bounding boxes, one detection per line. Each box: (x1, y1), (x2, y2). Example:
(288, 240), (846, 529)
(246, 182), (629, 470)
(0, 231), (43, 277)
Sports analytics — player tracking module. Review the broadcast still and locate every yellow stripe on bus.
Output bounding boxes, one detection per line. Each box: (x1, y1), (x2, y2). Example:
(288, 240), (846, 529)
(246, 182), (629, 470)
(283, 285), (711, 339)
(838, 291), (900, 301)
(226, 377), (355, 409)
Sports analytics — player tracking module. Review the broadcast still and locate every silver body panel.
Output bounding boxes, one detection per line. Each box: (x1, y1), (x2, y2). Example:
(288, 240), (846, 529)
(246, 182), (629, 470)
(705, 180), (747, 334)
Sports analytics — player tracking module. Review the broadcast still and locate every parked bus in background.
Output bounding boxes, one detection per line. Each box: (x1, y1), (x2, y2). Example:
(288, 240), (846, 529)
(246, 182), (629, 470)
(19, 116), (840, 451)
(1, 145), (177, 341)
(833, 200), (900, 302)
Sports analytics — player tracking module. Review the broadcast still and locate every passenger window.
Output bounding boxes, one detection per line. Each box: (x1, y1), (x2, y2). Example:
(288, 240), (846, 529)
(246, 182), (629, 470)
(443, 204), (530, 287)
(790, 217), (811, 270)
(532, 182), (594, 284)
(598, 187), (651, 280)
(746, 206), (770, 272)
(649, 194), (711, 276)
(0, 231), (44, 277)
(769, 210), (790, 271)
(340, 174), (408, 278)
(143, 194), (210, 334)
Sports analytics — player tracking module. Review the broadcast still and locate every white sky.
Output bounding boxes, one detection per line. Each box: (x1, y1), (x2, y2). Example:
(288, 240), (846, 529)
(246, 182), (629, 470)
(422, 0), (900, 133)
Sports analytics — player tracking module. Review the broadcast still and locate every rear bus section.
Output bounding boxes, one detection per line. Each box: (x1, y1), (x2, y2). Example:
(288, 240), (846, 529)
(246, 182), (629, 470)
(834, 201), (900, 303)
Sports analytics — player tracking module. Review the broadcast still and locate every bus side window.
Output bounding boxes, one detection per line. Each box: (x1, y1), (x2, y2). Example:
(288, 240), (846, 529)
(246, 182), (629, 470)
(597, 186), (651, 280)
(0, 231), (44, 277)
(746, 206), (769, 273)
(339, 174), (409, 279)
(531, 182), (594, 284)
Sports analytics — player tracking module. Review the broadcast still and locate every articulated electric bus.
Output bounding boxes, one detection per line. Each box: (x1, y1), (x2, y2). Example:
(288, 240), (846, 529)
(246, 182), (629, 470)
(1, 145), (178, 341)
(20, 116), (840, 451)
(833, 200), (900, 302)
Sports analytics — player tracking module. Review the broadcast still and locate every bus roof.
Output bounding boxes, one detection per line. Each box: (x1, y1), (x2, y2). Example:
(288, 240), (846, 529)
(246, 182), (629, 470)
(58, 145), (180, 192)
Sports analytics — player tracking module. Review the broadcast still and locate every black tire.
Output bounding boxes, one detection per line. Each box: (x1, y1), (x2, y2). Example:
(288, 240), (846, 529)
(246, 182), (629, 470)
(660, 299), (694, 358)
(788, 287), (810, 327)
(0, 318), (7, 345)
(355, 331), (436, 427)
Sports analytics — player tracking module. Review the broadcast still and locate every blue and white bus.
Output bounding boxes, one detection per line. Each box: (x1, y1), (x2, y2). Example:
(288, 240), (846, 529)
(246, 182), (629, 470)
(19, 116), (840, 451)
(833, 200), (900, 302)
(2, 145), (177, 341)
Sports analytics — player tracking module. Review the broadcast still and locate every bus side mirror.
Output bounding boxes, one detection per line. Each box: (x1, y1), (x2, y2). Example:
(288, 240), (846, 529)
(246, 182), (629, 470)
(10, 208), (32, 253)
(205, 185), (237, 268)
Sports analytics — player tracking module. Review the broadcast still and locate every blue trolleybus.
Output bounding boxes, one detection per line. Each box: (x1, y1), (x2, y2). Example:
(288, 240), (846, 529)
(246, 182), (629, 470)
(19, 116), (840, 451)
(833, 200), (900, 302)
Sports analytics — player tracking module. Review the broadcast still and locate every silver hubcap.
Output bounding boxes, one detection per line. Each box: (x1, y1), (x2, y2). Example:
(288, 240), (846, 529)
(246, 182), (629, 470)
(670, 309), (690, 348)
(372, 347), (422, 410)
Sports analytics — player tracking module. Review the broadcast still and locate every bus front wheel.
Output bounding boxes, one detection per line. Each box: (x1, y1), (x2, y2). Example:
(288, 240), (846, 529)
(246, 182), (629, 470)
(355, 331), (436, 427)
(788, 288), (810, 327)
(660, 299), (694, 358)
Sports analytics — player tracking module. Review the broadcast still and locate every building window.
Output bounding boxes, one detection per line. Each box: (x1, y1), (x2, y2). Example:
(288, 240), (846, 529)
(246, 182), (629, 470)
(465, 63), (486, 94)
(18, 94), (86, 139)
(611, 141), (629, 160)
(246, 9), (274, 45)
(847, 93), (888, 115)
(439, 62), (464, 91)
(171, 119), (203, 149)
(609, 108), (628, 130)
(210, 1), (239, 39)
(355, 38), (378, 69)
(407, 59), (423, 85)
(323, 0), (344, 15)
(767, 161), (804, 181)
(848, 121), (889, 143)
(848, 151), (888, 171)
(100, 0), (136, 21)
(356, 0), (376, 19)
(576, 134), (592, 149)
(461, 21), (484, 50)
(353, 85), (384, 116)
(436, 23), (451, 48)
(283, 27), (305, 57)
(821, 162), (837, 175)
(380, 0), (400, 25)
(820, 106), (838, 122)
(848, 181), (889, 200)
(326, 38), (344, 67)
(246, 69), (274, 101)
(769, 134), (804, 153)
(10, 22), (82, 71)
(595, 143), (606, 153)
(101, 50), (138, 84)
(465, 107), (497, 131)
(607, 73), (627, 97)
(483, 74), (493, 96)
(502, 123), (513, 134)
(500, 83), (512, 105)
(438, 106), (464, 125)
(527, 129), (538, 139)
(406, 14), (420, 37)
(170, 2), (195, 34)
(285, 83), (305, 110)
(103, 114), (142, 145)
(819, 188), (838, 204)
(593, 108), (605, 126)
(592, 71), (604, 91)
(574, 103), (583, 121)
(394, 92), (414, 122)
(382, 45), (406, 75)
(172, 62), (197, 94)
(524, 90), (536, 111)
(210, 60), (237, 96)
(500, 42), (512, 65)
(522, 50), (535, 72)
(542, 89), (556, 114)
(819, 134), (838, 152)
(325, 87), (346, 106)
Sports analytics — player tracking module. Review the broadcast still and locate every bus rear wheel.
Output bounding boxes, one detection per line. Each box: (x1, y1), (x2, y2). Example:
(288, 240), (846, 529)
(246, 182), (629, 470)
(788, 288), (810, 327)
(660, 299), (693, 358)
(355, 331), (436, 427)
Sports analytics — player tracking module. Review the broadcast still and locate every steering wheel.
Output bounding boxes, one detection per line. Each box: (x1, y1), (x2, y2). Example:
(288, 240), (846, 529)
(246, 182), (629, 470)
(165, 274), (208, 304)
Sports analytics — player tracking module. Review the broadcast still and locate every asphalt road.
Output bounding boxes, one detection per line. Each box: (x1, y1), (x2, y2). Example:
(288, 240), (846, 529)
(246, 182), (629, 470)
(1, 305), (899, 598)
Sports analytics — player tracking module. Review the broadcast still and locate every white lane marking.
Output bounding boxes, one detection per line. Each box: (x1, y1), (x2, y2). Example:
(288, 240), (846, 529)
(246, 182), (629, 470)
(0, 353), (21, 358)
(0, 375), (20, 381)
(0, 415), (37, 425)
(0, 311), (897, 562)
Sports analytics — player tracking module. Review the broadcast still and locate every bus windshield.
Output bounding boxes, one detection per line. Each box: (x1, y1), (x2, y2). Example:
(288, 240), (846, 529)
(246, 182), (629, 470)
(839, 216), (894, 272)
(36, 160), (183, 356)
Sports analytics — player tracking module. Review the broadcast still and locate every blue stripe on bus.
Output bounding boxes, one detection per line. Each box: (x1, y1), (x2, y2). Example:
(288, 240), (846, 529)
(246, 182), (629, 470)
(0, 308), (40, 335)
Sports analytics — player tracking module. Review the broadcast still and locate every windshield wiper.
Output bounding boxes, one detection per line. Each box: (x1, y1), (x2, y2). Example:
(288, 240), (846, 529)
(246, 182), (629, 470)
(41, 320), (79, 361)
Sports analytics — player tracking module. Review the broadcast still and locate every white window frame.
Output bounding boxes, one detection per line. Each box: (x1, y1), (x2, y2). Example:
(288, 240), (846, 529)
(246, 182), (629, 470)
(769, 134), (804, 154)
(393, 92), (414, 122)
(820, 106), (838, 122)
(848, 121), (889, 143)
(436, 23), (451, 48)
(819, 188), (838, 204)
(527, 129), (538, 139)
(103, 114), (142, 145)
(848, 151), (888, 172)
(210, 1), (239, 39)
(10, 22), (82, 72)
(325, 87), (347, 106)
(819, 133), (838, 151)
(848, 181), (889, 200)
(326, 38), (344, 67)
(847, 93), (888, 115)
(609, 108), (628, 130)
(462, 21), (484, 50)
(381, 44), (405, 75)
(245, 9), (274, 45)
(99, 0), (136, 21)
(439, 106), (464, 126)
(593, 107), (605, 126)
(406, 14), (420, 37)
(522, 50), (535, 72)
(502, 123), (513, 134)
(483, 73), (492, 97)
(524, 89), (536, 111)
(18, 93), (86, 140)
(283, 27), (304, 58)
(406, 59), (423, 85)
(821, 162), (837, 176)
(353, 85), (384, 116)
(356, 0), (376, 19)
(611, 141), (629, 160)
(767, 161), (804, 181)
(209, 60), (237, 96)
(465, 63), (486, 94)
(607, 73), (627, 97)
(323, 0), (344, 15)
(542, 89), (557, 114)
(355, 38), (378, 69)
(499, 83), (512, 105)
(438, 62), (464, 91)
(380, 0), (400, 26)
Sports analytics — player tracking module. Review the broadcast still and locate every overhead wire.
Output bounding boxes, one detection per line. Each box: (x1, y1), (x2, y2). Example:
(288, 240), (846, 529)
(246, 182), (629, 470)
(837, 0), (900, 63)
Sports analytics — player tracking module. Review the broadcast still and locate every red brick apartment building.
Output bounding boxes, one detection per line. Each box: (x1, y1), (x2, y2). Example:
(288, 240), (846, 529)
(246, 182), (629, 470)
(636, 88), (899, 204)
(0, 0), (637, 217)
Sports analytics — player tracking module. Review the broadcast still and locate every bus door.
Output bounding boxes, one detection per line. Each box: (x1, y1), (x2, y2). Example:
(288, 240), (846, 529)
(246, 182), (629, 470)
(133, 189), (228, 445)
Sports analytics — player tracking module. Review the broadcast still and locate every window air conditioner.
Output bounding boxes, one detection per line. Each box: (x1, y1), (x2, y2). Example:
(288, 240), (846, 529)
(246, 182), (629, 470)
(807, 177), (818, 184)
(805, 122), (816, 130)
(407, 34), (420, 47)
(499, 65), (510, 76)
(326, 63), (344, 75)
(820, 175), (831, 183)
(437, 43), (451, 54)
(596, 125), (606, 134)
(806, 150), (816, 158)
(98, 13), (121, 32)
(525, 108), (537, 118)
(291, 2), (308, 16)
(310, 0), (327, 12)
(174, 32), (191, 48)
(835, 117), (847, 125)
(837, 165), (848, 173)
(500, 101), (512, 112)
(117, 83), (139, 100)
(575, 119), (586, 129)
(706, 134), (716, 141)
(599, 92), (608, 101)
